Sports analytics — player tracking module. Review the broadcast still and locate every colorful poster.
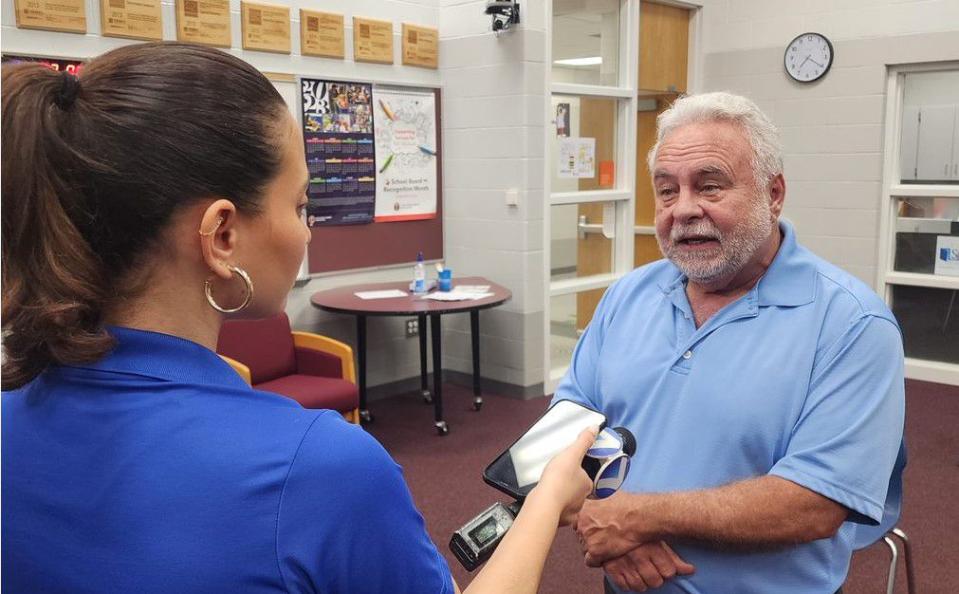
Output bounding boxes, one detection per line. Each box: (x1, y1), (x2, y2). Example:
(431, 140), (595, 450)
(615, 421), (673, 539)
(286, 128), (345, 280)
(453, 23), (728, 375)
(558, 137), (596, 178)
(372, 87), (437, 222)
(300, 78), (376, 226)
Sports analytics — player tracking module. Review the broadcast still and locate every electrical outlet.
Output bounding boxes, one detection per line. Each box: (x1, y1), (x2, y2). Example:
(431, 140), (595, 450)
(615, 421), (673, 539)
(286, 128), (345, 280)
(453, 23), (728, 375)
(405, 318), (419, 338)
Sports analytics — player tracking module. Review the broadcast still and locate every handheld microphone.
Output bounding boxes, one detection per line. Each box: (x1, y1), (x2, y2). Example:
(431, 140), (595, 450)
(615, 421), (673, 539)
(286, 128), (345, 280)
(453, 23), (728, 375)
(583, 427), (636, 499)
(450, 426), (635, 571)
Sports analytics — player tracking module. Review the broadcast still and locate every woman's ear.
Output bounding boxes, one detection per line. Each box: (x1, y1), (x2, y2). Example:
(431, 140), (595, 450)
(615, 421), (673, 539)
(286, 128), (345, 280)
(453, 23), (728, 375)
(198, 199), (238, 281)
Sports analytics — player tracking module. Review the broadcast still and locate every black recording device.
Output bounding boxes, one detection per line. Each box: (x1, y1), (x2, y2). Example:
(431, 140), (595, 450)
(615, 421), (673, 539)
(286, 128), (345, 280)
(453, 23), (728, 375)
(450, 401), (636, 571)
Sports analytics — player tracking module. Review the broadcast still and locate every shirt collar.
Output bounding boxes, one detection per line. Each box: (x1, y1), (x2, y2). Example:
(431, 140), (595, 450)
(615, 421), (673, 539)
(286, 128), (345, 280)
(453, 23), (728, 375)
(657, 219), (817, 308)
(69, 326), (251, 389)
(755, 219), (817, 307)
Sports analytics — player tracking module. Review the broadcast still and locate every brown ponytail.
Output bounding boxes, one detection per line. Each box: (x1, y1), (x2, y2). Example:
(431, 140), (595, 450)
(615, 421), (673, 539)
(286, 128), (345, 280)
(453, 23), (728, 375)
(2, 43), (287, 389)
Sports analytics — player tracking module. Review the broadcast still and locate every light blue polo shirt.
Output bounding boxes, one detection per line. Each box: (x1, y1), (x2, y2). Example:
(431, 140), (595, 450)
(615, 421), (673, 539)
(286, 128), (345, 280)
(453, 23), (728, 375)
(553, 220), (906, 594)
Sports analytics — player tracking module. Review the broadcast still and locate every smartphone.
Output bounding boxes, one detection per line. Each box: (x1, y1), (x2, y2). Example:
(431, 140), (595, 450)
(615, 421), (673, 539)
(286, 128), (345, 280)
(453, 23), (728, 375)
(483, 400), (607, 500)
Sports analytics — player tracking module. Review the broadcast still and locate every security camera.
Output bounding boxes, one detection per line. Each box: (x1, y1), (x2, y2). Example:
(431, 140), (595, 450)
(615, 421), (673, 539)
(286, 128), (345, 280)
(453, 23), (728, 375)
(485, 0), (520, 34)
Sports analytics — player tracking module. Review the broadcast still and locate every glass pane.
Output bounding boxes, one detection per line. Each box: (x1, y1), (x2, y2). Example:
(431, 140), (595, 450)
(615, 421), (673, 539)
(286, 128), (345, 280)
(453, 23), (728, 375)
(550, 203), (615, 281)
(899, 70), (959, 184)
(550, 95), (618, 193)
(893, 197), (959, 274)
(890, 285), (959, 364)
(552, 0), (621, 86)
(550, 288), (607, 372)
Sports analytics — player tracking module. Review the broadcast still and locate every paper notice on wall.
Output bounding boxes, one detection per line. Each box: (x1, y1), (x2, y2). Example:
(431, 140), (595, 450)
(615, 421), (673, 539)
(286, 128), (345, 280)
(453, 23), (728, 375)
(373, 87), (437, 222)
(935, 235), (959, 277)
(558, 137), (596, 179)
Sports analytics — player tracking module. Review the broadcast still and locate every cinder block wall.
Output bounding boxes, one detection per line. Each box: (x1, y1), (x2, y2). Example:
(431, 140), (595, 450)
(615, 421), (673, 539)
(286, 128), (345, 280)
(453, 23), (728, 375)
(695, 0), (959, 286)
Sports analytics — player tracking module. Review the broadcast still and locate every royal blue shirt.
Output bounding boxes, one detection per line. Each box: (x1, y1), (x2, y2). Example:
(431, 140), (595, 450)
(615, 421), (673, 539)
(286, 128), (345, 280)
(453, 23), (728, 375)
(553, 221), (906, 594)
(2, 327), (454, 594)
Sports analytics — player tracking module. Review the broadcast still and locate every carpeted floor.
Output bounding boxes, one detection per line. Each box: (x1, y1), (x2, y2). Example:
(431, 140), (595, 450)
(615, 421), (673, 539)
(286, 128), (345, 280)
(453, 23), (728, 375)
(366, 379), (959, 594)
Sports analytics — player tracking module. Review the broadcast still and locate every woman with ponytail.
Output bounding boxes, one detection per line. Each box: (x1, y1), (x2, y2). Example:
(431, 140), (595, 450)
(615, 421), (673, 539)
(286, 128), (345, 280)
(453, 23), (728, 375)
(2, 43), (596, 594)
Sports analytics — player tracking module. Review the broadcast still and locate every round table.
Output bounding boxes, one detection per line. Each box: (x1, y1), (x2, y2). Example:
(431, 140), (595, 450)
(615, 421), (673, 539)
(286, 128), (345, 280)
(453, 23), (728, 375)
(311, 277), (512, 435)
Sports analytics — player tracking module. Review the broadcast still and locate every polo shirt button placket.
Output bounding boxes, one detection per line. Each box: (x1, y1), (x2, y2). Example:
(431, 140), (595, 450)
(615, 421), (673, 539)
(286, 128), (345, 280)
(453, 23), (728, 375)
(682, 350), (693, 360)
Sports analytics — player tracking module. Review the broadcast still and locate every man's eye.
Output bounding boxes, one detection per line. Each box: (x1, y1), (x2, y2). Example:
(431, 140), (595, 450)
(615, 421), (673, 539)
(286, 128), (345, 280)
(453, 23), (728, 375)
(657, 187), (676, 197)
(701, 184), (720, 193)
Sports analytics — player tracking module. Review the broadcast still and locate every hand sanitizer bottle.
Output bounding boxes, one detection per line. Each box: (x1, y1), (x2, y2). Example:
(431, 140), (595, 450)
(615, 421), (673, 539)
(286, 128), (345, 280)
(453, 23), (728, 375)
(413, 252), (426, 295)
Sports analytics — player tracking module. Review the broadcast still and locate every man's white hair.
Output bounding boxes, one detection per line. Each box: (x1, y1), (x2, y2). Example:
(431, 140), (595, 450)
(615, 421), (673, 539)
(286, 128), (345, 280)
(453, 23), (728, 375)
(646, 92), (783, 190)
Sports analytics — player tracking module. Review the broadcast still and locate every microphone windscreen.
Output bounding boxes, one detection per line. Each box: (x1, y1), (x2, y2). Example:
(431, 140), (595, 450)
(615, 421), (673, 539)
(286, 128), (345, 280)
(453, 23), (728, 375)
(612, 427), (636, 457)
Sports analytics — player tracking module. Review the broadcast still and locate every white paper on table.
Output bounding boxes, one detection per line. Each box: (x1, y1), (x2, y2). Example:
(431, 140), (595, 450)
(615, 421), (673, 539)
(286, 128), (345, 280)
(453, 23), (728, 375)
(355, 290), (409, 300)
(451, 285), (491, 294)
(422, 292), (495, 302)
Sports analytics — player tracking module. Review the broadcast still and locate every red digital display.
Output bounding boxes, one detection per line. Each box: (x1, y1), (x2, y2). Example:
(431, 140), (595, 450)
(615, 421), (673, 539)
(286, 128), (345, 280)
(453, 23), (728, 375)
(1, 54), (85, 75)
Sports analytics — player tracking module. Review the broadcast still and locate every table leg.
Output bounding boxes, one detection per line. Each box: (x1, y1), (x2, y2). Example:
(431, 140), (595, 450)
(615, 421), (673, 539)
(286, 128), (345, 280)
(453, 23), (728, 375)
(356, 315), (372, 423)
(430, 313), (448, 435)
(470, 310), (483, 412)
(419, 314), (431, 403)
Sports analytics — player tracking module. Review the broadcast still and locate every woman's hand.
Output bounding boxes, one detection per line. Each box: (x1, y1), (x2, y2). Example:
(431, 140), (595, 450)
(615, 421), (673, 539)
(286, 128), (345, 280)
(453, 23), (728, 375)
(528, 426), (599, 526)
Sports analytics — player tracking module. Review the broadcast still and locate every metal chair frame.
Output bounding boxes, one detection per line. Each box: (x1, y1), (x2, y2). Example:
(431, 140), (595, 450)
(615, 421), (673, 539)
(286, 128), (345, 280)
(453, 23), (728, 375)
(881, 528), (916, 594)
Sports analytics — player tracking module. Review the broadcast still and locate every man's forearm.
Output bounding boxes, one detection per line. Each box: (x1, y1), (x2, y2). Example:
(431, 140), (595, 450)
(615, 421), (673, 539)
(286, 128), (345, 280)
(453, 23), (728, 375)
(627, 475), (847, 550)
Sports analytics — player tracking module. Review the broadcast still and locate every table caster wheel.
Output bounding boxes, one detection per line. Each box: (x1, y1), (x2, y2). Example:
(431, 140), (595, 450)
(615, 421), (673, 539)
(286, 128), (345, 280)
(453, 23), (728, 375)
(473, 397), (483, 412)
(421, 390), (432, 404)
(435, 421), (449, 436)
(360, 410), (374, 424)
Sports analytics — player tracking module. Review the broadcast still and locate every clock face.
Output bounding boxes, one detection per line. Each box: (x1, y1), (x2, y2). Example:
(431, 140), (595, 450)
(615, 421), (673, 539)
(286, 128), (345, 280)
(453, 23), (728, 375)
(784, 33), (833, 83)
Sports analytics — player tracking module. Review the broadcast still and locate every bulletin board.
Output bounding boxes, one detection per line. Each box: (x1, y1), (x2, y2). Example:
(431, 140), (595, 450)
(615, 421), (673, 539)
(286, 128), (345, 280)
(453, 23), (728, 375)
(297, 78), (443, 275)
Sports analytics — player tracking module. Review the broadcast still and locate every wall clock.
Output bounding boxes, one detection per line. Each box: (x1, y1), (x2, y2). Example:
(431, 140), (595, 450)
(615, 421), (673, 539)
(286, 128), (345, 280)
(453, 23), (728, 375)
(784, 32), (833, 83)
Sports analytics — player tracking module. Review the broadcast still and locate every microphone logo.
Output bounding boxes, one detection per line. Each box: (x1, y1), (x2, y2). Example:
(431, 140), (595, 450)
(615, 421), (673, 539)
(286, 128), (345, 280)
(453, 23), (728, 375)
(584, 427), (633, 499)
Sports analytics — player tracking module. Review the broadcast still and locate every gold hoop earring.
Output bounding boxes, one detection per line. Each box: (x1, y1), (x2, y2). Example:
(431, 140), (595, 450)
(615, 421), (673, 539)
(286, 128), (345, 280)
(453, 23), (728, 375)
(205, 265), (253, 313)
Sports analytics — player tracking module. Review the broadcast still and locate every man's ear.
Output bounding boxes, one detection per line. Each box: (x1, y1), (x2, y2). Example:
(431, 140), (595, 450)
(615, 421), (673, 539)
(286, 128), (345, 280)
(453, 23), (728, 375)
(198, 199), (238, 281)
(768, 173), (786, 219)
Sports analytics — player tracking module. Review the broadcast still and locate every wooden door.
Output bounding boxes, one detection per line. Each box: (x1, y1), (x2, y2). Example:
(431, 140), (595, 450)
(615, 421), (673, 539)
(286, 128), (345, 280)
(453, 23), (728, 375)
(572, 2), (691, 331)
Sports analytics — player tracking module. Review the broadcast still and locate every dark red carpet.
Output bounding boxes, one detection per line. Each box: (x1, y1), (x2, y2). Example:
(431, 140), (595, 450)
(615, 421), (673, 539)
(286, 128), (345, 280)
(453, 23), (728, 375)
(366, 379), (959, 593)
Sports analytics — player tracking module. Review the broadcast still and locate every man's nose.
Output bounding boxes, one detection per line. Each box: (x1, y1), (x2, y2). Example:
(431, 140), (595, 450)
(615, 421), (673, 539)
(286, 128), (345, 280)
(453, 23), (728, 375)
(671, 187), (704, 222)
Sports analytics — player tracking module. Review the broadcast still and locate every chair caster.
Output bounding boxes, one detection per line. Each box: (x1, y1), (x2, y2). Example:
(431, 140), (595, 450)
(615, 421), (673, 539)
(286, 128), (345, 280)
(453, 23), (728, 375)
(435, 421), (449, 436)
(421, 390), (432, 404)
(360, 410), (374, 424)
(473, 397), (483, 412)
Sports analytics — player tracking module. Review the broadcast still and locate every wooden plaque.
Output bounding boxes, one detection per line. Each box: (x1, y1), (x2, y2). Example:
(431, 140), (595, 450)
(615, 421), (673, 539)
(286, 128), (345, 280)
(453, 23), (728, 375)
(241, 1), (290, 54)
(401, 23), (438, 69)
(175, 0), (231, 48)
(14, 0), (86, 34)
(299, 10), (344, 59)
(353, 17), (393, 65)
(100, 0), (162, 40)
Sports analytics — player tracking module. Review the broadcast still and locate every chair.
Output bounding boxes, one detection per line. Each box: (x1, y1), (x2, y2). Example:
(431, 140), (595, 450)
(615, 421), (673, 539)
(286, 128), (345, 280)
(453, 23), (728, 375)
(878, 527), (916, 594)
(216, 313), (360, 424)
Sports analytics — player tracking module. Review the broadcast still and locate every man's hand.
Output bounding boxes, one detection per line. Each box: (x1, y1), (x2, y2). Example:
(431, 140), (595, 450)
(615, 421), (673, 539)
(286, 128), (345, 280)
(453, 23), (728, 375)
(576, 492), (651, 567)
(603, 542), (695, 592)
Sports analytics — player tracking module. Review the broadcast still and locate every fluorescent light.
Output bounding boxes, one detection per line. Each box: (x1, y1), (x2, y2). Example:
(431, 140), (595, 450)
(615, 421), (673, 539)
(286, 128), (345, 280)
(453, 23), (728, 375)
(553, 56), (602, 66)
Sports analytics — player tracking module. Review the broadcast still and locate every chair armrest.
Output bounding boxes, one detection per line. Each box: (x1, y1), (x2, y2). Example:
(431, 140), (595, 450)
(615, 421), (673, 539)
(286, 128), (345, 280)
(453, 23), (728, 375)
(219, 354), (252, 385)
(291, 331), (356, 384)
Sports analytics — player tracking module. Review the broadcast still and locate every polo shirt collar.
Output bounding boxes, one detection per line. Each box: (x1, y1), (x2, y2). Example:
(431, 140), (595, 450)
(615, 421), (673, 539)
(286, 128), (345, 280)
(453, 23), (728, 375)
(657, 219), (816, 308)
(70, 326), (250, 390)
(756, 219), (817, 307)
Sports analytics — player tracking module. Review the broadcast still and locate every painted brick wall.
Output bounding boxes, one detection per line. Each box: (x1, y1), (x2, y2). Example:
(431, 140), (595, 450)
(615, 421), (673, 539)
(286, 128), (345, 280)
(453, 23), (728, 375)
(694, 0), (959, 286)
(439, 0), (548, 389)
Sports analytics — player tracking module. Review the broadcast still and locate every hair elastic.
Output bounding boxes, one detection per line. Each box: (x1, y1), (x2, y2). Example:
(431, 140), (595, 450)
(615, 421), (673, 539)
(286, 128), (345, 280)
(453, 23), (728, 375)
(54, 72), (80, 110)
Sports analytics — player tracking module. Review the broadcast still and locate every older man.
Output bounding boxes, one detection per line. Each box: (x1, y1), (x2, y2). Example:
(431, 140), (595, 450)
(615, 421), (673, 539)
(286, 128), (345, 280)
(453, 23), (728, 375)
(552, 92), (905, 594)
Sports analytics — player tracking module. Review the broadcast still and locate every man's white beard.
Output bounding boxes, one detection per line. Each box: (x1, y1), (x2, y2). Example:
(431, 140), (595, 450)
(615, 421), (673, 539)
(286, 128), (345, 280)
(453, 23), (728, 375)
(657, 196), (774, 285)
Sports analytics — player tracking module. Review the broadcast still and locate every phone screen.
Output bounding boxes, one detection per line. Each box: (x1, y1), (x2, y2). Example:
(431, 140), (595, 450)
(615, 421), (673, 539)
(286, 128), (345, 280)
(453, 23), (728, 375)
(483, 400), (606, 499)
